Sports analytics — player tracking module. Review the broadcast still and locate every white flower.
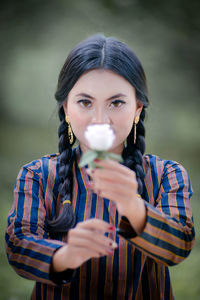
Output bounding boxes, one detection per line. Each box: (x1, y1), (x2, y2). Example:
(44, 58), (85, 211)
(79, 124), (122, 169)
(85, 124), (115, 151)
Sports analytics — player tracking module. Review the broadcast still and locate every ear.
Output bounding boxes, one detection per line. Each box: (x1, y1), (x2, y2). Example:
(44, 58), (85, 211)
(135, 100), (143, 118)
(62, 100), (68, 116)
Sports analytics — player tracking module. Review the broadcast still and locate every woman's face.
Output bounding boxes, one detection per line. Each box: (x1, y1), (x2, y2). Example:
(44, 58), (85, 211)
(63, 69), (143, 154)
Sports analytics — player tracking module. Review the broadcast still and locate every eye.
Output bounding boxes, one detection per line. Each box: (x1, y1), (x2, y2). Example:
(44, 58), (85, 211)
(77, 99), (92, 108)
(110, 100), (125, 108)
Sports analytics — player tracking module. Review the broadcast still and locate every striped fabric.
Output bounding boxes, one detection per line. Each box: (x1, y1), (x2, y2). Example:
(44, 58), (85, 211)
(5, 148), (195, 300)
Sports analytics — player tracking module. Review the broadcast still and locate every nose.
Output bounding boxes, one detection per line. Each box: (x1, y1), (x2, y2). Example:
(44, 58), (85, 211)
(91, 109), (111, 124)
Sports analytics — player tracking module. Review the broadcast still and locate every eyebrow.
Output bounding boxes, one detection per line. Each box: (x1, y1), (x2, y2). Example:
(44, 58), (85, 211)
(75, 93), (127, 100)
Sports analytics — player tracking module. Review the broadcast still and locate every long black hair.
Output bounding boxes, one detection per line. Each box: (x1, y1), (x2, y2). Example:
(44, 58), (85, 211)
(47, 34), (149, 233)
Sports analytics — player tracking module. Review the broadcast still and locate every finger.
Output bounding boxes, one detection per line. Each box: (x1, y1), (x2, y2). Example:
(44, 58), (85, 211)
(71, 238), (116, 256)
(94, 187), (131, 203)
(91, 175), (137, 198)
(65, 245), (111, 269)
(68, 228), (118, 250)
(92, 159), (134, 177)
(92, 182), (137, 205)
(91, 169), (137, 189)
(76, 218), (115, 233)
(75, 245), (115, 258)
(99, 188), (129, 202)
(68, 230), (118, 254)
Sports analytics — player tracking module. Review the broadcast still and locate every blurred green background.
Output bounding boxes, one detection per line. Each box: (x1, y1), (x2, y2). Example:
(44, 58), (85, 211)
(0, 0), (199, 299)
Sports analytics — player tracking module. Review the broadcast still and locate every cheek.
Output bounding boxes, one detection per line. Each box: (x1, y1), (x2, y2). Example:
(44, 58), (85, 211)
(113, 110), (134, 142)
(68, 109), (88, 140)
(70, 111), (83, 124)
(116, 110), (134, 130)
(67, 105), (83, 125)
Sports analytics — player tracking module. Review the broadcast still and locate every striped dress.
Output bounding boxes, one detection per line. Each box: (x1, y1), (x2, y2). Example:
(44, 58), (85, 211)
(5, 147), (195, 299)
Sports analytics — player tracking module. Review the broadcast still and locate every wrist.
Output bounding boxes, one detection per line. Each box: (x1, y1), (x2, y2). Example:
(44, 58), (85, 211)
(52, 245), (70, 273)
(123, 195), (147, 235)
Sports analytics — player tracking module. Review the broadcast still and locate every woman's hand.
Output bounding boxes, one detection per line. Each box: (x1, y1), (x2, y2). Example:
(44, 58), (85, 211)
(52, 219), (117, 272)
(87, 159), (146, 234)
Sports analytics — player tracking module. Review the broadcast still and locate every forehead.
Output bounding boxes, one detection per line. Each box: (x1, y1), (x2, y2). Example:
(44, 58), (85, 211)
(68, 69), (136, 98)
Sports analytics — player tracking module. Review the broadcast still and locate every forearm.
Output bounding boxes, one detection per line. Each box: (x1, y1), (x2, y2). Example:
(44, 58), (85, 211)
(5, 227), (66, 284)
(51, 245), (71, 272)
(122, 195), (147, 235)
(118, 201), (195, 266)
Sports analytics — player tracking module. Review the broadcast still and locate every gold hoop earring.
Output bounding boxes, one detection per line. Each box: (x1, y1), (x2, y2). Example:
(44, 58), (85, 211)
(65, 115), (74, 145)
(134, 115), (140, 144)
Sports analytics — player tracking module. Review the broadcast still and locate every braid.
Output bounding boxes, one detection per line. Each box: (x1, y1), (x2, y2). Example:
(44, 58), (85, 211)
(47, 106), (76, 233)
(122, 107), (146, 195)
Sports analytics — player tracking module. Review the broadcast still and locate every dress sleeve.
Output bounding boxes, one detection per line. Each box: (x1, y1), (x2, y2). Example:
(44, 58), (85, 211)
(117, 161), (195, 266)
(5, 164), (75, 285)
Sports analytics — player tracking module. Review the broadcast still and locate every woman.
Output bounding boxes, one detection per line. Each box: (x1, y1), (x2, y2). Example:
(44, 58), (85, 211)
(5, 34), (195, 299)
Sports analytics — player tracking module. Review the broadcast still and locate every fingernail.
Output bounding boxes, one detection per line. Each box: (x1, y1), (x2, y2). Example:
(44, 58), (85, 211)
(108, 226), (115, 231)
(86, 169), (91, 175)
(109, 241), (118, 248)
(111, 242), (118, 248)
(94, 159), (100, 162)
(86, 182), (93, 188)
